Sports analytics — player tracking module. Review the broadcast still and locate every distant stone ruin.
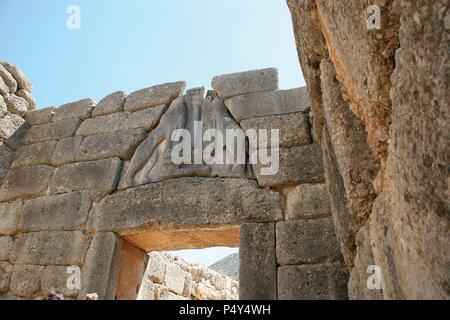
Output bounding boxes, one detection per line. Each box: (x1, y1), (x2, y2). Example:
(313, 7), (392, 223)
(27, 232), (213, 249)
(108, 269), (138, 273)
(137, 252), (239, 300)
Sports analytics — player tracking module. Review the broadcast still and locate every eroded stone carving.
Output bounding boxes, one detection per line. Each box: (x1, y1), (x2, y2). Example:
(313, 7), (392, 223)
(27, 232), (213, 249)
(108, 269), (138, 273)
(120, 88), (249, 189)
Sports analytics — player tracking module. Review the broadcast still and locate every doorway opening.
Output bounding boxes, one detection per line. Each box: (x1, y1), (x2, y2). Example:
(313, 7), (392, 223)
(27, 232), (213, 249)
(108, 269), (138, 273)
(114, 225), (240, 300)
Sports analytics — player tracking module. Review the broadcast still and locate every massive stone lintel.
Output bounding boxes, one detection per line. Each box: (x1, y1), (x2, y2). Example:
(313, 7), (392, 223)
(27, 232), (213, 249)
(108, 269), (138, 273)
(87, 177), (283, 233)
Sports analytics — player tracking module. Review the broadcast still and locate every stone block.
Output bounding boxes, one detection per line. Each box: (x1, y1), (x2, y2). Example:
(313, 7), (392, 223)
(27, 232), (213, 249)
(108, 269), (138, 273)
(52, 98), (95, 122)
(79, 232), (121, 300)
(0, 165), (54, 202)
(19, 192), (91, 232)
(24, 107), (55, 125)
(1, 61), (32, 91)
(11, 140), (57, 168)
(16, 89), (36, 110)
(276, 218), (342, 265)
(147, 252), (167, 284)
(10, 265), (44, 297)
(11, 231), (91, 265)
(92, 91), (127, 117)
(76, 112), (127, 136)
(76, 106), (166, 136)
(239, 223), (277, 300)
(124, 81), (185, 112)
(240, 112), (311, 148)
(24, 118), (81, 144)
(49, 158), (122, 201)
(0, 200), (22, 235)
(164, 262), (186, 295)
(0, 113), (25, 142)
(225, 87), (309, 121)
(0, 63), (17, 93)
(286, 183), (331, 220)
(41, 266), (79, 298)
(87, 177), (282, 232)
(0, 76), (9, 96)
(0, 236), (13, 260)
(0, 141), (14, 180)
(75, 129), (147, 162)
(51, 136), (83, 166)
(4, 94), (29, 117)
(211, 68), (278, 99)
(253, 143), (324, 187)
(137, 280), (156, 300)
(0, 261), (12, 293)
(278, 264), (349, 300)
(123, 105), (166, 130)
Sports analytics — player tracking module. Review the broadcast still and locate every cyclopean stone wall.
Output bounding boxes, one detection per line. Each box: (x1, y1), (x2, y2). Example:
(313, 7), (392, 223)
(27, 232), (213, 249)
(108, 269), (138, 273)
(0, 67), (347, 300)
(0, 61), (35, 186)
(137, 252), (239, 300)
(288, 0), (449, 299)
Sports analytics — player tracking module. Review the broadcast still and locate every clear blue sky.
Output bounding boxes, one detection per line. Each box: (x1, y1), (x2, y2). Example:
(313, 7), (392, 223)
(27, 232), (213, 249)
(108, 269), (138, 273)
(0, 0), (304, 109)
(0, 0), (303, 265)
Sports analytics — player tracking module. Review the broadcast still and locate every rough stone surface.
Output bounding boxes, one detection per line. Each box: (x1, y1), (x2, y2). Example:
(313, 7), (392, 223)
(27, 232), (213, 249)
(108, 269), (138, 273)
(278, 264), (349, 300)
(11, 140), (57, 168)
(52, 98), (95, 122)
(240, 112), (311, 148)
(24, 107), (55, 125)
(92, 91), (127, 117)
(41, 266), (79, 298)
(16, 89), (36, 110)
(0, 165), (54, 202)
(75, 129), (147, 161)
(24, 118), (81, 144)
(88, 178), (282, 232)
(0, 236), (14, 261)
(124, 81), (186, 112)
(146, 252), (167, 284)
(1, 62), (33, 92)
(0, 200), (22, 235)
(79, 233), (121, 300)
(164, 262), (186, 295)
(19, 192), (91, 232)
(287, 0), (328, 142)
(0, 141), (14, 180)
(348, 224), (384, 300)
(276, 218), (343, 265)
(51, 136), (83, 166)
(10, 265), (44, 297)
(0, 64), (17, 93)
(0, 113), (26, 142)
(286, 183), (331, 220)
(239, 223), (277, 300)
(321, 127), (356, 268)
(254, 143), (324, 187)
(49, 158), (122, 201)
(11, 231), (91, 265)
(4, 94), (29, 117)
(76, 106), (166, 136)
(225, 87), (309, 121)
(0, 262), (12, 293)
(321, 58), (379, 232)
(211, 68), (278, 99)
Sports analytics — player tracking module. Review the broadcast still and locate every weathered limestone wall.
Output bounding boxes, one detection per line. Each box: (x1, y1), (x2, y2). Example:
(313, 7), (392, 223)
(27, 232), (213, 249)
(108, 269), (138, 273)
(288, 0), (449, 299)
(137, 252), (239, 300)
(0, 67), (346, 299)
(0, 62), (35, 186)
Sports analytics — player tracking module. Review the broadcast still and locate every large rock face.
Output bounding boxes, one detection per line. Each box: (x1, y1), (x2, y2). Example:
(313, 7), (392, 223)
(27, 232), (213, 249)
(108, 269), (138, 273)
(288, 0), (449, 299)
